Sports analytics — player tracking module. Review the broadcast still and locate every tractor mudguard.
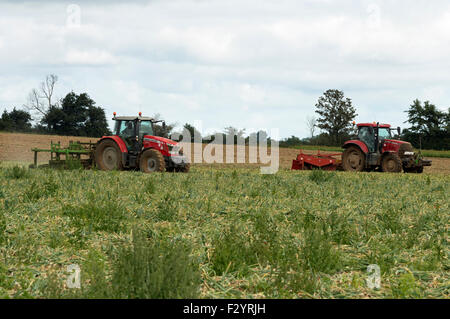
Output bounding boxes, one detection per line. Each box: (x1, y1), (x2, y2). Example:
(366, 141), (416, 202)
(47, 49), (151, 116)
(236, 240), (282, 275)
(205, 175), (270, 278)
(343, 140), (369, 154)
(99, 136), (128, 153)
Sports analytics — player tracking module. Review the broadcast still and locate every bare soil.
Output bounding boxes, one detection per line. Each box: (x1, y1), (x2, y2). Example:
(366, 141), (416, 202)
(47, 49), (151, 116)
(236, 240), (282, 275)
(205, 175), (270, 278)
(1, 132), (448, 174)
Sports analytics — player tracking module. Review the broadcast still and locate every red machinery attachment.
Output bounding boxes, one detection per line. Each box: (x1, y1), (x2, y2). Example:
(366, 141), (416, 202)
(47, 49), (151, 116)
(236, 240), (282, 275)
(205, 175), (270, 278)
(291, 150), (342, 171)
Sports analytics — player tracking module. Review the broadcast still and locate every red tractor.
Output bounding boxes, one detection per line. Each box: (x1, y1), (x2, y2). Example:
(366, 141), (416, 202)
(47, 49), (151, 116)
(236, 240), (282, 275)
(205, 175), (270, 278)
(94, 113), (190, 173)
(292, 122), (432, 173)
(342, 122), (431, 173)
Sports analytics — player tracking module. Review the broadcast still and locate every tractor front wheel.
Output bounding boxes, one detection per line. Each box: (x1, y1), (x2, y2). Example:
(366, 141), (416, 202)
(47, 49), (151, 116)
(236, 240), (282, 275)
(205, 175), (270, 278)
(139, 149), (165, 173)
(381, 153), (402, 173)
(95, 139), (123, 171)
(342, 146), (365, 172)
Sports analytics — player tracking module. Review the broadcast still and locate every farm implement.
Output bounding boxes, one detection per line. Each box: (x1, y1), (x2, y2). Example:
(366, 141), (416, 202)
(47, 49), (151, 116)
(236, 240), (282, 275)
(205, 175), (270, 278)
(291, 150), (343, 171)
(292, 122), (432, 173)
(30, 113), (190, 173)
(31, 141), (96, 169)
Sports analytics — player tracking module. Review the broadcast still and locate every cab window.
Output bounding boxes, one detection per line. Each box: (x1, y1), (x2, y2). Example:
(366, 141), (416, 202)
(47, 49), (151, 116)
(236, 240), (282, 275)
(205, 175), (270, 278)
(119, 121), (135, 138)
(139, 121), (154, 138)
(378, 128), (391, 139)
(358, 126), (375, 152)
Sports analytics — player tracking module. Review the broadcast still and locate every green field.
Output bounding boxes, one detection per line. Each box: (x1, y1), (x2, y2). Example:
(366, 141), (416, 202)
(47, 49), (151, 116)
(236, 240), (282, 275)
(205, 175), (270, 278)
(0, 164), (449, 298)
(286, 145), (450, 158)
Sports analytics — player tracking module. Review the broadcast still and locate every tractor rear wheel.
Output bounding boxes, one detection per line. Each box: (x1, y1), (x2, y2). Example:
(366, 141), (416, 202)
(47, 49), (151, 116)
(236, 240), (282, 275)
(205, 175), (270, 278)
(95, 139), (123, 171)
(139, 149), (165, 173)
(381, 153), (402, 173)
(342, 146), (365, 172)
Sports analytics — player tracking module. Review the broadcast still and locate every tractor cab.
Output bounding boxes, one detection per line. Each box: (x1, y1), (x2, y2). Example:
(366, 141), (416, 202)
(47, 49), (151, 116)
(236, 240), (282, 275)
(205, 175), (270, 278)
(355, 123), (397, 154)
(112, 115), (164, 153)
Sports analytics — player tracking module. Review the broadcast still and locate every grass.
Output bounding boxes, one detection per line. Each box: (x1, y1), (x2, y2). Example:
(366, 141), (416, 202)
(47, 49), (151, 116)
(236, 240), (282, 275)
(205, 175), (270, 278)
(0, 164), (449, 298)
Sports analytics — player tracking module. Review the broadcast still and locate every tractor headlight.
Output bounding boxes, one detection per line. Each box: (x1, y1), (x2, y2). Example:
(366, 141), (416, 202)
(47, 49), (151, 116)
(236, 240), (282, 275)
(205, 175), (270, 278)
(404, 151), (415, 156)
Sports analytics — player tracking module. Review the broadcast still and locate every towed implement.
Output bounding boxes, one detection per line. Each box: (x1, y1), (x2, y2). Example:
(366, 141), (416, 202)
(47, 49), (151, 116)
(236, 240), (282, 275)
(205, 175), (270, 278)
(291, 150), (342, 171)
(292, 122), (431, 173)
(31, 113), (190, 173)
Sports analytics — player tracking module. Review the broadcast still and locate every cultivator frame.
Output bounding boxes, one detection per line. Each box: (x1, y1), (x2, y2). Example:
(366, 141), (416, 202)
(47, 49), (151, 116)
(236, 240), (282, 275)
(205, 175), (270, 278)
(31, 141), (96, 169)
(291, 150), (342, 171)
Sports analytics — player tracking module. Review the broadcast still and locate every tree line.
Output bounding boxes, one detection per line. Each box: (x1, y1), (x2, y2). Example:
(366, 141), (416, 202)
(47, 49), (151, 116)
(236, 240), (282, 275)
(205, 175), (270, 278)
(279, 89), (450, 150)
(1, 78), (449, 150)
(0, 75), (110, 137)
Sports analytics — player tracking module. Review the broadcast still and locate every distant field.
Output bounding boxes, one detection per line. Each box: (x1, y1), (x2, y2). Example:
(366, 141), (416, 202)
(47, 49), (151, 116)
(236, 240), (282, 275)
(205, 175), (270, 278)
(285, 144), (450, 158)
(0, 165), (448, 298)
(1, 132), (449, 174)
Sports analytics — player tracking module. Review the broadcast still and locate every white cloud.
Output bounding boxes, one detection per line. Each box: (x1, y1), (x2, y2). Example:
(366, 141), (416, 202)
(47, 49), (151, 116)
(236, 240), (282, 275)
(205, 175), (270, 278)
(64, 49), (118, 65)
(1, 0), (450, 138)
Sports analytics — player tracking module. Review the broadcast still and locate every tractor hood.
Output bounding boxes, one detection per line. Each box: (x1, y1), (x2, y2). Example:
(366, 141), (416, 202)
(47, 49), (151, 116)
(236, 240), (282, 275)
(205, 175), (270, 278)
(383, 139), (409, 145)
(144, 135), (178, 145)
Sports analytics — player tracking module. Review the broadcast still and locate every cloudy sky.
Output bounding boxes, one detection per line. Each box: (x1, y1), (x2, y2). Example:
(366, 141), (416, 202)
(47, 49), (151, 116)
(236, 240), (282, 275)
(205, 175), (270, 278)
(1, 0), (450, 138)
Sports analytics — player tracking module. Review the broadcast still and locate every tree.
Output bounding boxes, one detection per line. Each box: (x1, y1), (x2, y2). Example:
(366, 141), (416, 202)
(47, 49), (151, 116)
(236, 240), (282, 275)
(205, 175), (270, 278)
(84, 105), (111, 137)
(445, 107), (450, 132)
(223, 126), (246, 144)
(306, 115), (317, 138)
(59, 92), (90, 135)
(315, 89), (357, 145)
(279, 135), (302, 147)
(41, 91), (110, 137)
(152, 113), (175, 138)
(0, 108), (32, 131)
(404, 99), (445, 135)
(182, 123), (202, 143)
(402, 99), (449, 150)
(24, 74), (58, 127)
(41, 105), (66, 134)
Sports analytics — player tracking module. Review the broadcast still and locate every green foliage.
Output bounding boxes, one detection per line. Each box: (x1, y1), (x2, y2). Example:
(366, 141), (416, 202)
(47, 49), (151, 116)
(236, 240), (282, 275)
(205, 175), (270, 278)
(315, 89), (358, 145)
(155, 194), (178, 222)
(391, 272), (422, 298)
(403, 99), (450, 150)
(39, 232), (201, 299)
(0, 164), (448, 298)
(109, 230), (201, 298)
(0, 262), (14, 296)
(4, 165), (29, 179)
(181, 123), (203, 143)
(144, 178), (156, 194)
(62, 197), (127, 247)
(0, 108), (32, 132)
(210, 225), (256, 276)
(65, 157), (83, 170)
(0, 209), (6, 245)
(308, 169), (336, 183)
(24, 177), (59, 201)
(300, 223), (342, 274)
(41, 92), (111, 137)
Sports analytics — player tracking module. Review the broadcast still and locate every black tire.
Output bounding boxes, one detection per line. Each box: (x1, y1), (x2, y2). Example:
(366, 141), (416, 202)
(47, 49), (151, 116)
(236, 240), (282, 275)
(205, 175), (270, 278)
(176, 163), (190, 173)
(342, 146), (365, 172)
(95, 139), (123, 171)
(416, 166), (424, 174)
(381, 153), (402, 173)
(139, 149), (165, 173)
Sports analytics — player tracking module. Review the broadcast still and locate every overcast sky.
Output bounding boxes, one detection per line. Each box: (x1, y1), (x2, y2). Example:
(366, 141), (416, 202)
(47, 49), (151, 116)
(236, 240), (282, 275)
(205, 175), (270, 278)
(1, 0), (450, 138)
